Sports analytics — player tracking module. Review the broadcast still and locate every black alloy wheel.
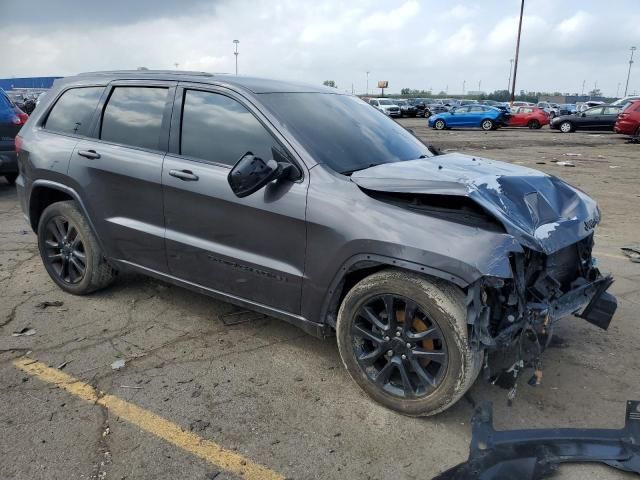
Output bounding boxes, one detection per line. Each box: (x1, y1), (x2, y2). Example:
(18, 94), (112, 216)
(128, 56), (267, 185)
(43, 215), (87, 285)
(350, 294), (448, 398)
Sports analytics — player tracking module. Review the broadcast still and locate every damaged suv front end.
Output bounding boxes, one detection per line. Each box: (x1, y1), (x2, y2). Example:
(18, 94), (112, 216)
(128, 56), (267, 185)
(350, 154), (617, 389)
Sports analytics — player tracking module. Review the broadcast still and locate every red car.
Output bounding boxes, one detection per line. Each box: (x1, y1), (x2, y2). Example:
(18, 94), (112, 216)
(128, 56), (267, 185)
(508, 106), (549, 129)
(614, 100), (640, 137)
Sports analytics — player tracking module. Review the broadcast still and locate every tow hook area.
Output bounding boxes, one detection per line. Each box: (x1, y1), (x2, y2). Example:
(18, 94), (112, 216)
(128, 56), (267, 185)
(434, 400), (640, 480)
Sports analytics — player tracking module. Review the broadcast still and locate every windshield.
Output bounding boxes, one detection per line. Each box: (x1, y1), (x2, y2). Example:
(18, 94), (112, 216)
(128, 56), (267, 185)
(258, 93), (431, 174)
(378, 99), (394, 105)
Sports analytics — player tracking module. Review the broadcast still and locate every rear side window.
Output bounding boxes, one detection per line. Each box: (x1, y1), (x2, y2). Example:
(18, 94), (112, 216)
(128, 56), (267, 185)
(44, 87), (103, 136)
(180, 90), (279, 167)
(101, 87), (168, 150)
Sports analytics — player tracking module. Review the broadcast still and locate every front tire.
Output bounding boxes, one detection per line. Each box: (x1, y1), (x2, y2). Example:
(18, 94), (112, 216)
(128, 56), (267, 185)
(336, 270), (483, 416)
(528, 119), (541, 129)
(434, 119), (446, 130)
(481, 119), (494, 131)
(559, 121), (573, 133)
(37, 201), (117, 295)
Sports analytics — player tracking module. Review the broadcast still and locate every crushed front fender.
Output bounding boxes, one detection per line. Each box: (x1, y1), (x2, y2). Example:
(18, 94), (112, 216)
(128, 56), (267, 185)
(434, 400), (640, 480)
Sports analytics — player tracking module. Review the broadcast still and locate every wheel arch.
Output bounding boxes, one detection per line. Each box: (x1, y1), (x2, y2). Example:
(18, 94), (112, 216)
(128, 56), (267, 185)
(28, 180), (105, 252)
(320, 254), (469, 330)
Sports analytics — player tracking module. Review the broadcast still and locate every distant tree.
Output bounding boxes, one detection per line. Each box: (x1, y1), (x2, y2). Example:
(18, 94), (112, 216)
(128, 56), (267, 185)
(401, 88), (411, 95)
(437, 90), (447, 96)
(588, 88), (602, 97)
(323, 80), (337, 88)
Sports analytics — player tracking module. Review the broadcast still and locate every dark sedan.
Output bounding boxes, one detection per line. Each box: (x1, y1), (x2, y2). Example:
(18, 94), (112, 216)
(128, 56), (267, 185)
(550, 105), (622, 133)
(393, 99), (418, 117)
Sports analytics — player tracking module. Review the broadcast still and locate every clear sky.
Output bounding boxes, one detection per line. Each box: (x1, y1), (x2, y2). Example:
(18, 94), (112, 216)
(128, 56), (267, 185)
(1, 0), (638, 96)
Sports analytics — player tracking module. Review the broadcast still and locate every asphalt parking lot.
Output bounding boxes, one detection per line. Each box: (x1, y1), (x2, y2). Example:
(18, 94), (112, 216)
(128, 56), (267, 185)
(1, 124), (639, 480)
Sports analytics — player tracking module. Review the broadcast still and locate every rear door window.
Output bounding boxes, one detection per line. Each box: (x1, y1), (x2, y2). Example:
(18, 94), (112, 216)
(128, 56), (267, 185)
(100, 87), (168, 150)
(44, 87), (104, 136)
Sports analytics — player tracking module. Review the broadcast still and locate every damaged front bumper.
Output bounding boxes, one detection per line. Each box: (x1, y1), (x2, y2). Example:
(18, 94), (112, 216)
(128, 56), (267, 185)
(466, 234), (617, 390)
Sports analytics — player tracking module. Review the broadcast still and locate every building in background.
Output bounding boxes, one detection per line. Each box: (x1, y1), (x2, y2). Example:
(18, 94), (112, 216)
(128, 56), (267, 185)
(0, 76), (62, 91)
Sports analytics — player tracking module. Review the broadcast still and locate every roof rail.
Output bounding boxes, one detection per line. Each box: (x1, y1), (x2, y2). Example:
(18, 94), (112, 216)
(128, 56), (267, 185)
(76, 70), (216, 77)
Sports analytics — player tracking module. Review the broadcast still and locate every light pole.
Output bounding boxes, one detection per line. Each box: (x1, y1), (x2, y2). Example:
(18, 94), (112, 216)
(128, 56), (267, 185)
(366, 71), (370, 95)
(509, 0), (525, 105)
(624, 46), (636, 97)
(581, 80), (585, 96)
(616, 82), (621, 98)
(233, 39), (240, 75)
(507, 58), (514, 92)
(462, 80), (466, 96)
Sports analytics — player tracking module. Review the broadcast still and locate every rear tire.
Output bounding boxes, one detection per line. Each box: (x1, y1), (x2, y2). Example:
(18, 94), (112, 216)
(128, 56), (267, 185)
(528, 119), (541, 129)
(37, 201), (117, 295)
(4, 174), (17, 185)
(481, 119), (494, 131)
(336, 270), (483, 416)
(434, 119), (446, 130)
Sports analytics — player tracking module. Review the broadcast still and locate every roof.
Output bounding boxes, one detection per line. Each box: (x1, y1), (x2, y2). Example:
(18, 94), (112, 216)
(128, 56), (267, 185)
(71, 70), (339, 94)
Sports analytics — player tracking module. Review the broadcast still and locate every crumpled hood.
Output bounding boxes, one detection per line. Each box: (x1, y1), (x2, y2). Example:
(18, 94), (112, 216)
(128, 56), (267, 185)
(351, 153), (600, 254)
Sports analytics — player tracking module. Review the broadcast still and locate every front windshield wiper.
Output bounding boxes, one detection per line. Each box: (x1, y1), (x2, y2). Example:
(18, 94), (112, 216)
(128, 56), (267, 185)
(341, 163), (384, 176)
(341, 155), (430, 176)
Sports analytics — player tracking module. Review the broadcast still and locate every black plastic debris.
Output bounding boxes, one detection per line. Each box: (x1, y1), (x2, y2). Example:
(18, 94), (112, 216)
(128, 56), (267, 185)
(434, 400), (640, 480)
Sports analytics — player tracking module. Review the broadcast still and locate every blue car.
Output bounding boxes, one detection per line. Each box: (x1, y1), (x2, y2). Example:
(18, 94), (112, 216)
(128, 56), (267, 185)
(428, 105), (510, 131)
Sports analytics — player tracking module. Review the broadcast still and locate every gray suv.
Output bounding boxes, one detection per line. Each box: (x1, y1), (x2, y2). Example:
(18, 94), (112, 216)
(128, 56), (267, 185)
(16, 71), (617, 416)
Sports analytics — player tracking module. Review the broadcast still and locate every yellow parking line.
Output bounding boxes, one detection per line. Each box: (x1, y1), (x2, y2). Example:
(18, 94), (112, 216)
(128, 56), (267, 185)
(13, 358), (284, 480)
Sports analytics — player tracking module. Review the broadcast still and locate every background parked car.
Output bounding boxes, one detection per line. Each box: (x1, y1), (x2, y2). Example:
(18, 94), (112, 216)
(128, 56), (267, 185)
(614, 100), (640, 138)
(508, 106), (549, 129)
(511, 101), (535, 108)
(537, 101), (560, 118)
(406, 98), (428, 117)
(0, 88), (28, 184)
(393, 99), (417, 117)
(611, 95), (640, 109)
(428, 104), (509, 131)
(369, 98), (401, 117)
(550, 105), (622, 133)
(576, 101), (605, 113)
(558, 104), (577, 116)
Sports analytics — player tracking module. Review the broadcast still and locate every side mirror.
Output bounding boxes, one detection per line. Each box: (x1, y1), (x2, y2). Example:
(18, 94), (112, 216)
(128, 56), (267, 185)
(228, 152), (283, 198)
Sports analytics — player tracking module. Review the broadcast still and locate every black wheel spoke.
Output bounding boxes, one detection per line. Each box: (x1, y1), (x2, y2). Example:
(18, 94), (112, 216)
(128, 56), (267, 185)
(412, 349), (446, 364)
(359, 306), (389, 332)
(403, 300), (418, 333)
(398, 360), (415, 397)
(47, 222), (63, 242)
(54, 218), (67, 240)
(407, 327), (440, 342)
(410, 358), (436, 388)
(352, 324), (384, 345)
(70, 257), (84, 275)
(357, 346), (386, 366)
(45, 239), (59, 248)
(375, 361), (395, 386)
(382, 295), (396, 328)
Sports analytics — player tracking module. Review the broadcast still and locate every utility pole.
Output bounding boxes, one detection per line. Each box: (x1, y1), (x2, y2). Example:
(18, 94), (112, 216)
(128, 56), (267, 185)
(366, 71), (370, 95)
(478, 80), (481, 92)
(509, 0), (525, 105)
(507, 58), (514, 92)
(462, 80), (466, 96)
(624, 46), (636, 97)
(233, 39), (240, 75)
(616, 82), (621, 98)
(581, 80), (585, 96)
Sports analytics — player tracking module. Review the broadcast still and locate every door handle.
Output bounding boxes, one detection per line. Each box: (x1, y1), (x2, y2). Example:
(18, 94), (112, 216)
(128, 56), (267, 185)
(169, 169), (199, 181)
(77, 149), (100, 160)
